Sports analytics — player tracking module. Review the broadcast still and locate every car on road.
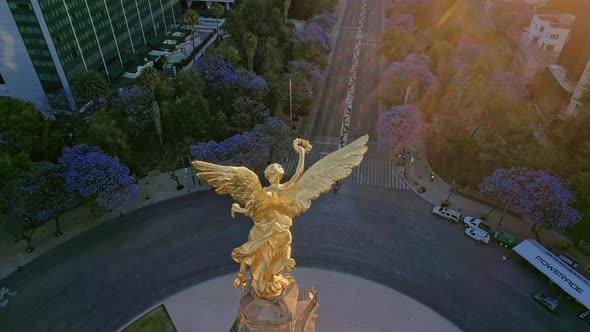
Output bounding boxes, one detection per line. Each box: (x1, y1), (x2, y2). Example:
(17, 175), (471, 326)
(432, 206), (461, 223)
(464, 227), (490, 244)
(533, 293), (560, 313)
(494, 231), (516, 248)
(463, 216), (492, 233)
(558, 252), (580, 269)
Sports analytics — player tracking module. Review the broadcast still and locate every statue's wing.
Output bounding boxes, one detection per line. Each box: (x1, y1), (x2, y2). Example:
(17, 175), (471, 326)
(192, 161), (264, 211)
(282, 135), (368, 218)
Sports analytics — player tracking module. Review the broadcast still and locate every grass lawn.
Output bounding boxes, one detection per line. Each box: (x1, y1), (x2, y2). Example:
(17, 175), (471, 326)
(123, 305), (177, 332)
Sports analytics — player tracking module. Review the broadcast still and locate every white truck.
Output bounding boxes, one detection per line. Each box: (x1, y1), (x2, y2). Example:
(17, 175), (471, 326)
(463, 216), (492, 234)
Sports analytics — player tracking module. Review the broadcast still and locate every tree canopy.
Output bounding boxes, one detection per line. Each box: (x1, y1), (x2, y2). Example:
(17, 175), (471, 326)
(59, 145), (137, 210)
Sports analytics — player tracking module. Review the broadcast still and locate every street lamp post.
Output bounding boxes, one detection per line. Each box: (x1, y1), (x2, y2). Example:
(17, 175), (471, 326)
(289, 78), (293, 130)
(180, 157), (190, 193)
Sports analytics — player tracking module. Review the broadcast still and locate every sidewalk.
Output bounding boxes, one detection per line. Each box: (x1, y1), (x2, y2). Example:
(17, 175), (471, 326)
(399, 142), (569, 249)
(0, 167), (211, 280)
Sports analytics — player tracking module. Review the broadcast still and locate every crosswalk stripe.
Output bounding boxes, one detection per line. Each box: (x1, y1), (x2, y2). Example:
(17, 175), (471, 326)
(282, 150), (409, 190)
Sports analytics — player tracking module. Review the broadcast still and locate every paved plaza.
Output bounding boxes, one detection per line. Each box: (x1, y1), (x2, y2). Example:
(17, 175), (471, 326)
(158, 268), (461, 332)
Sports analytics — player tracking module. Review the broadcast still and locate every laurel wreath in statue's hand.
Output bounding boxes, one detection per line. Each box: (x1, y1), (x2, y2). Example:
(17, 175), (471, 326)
(293, 138), (312, 153)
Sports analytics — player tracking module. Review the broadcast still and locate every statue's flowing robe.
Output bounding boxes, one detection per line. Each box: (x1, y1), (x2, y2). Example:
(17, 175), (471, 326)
(231, 212), (294, 299)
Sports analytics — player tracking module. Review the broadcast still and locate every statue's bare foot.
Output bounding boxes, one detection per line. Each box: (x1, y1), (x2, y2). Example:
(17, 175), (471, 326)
(234, 275), (244, 288)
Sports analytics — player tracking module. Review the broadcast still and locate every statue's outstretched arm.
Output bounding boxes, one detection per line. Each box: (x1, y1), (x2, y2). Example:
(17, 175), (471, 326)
(282, 139), (311, 189)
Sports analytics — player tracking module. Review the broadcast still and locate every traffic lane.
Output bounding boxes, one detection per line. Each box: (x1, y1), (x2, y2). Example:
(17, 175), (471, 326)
(311, 2), (360, 139)
(315, 0), (364, 138)
(348, 43), (381, 143)
(347, 0), (383, 143)
(1, 186), (587, 332)
(292, 185), (588, 332)
(0, 194), (245, 332)
(317, 30), (357, 138)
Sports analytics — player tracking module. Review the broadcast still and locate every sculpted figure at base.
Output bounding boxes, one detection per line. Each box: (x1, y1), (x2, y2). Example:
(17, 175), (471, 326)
(193, 135), (368, 300)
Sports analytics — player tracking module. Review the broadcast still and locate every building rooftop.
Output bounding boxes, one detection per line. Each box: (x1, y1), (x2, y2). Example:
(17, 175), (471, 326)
(536, 13), (575, 29)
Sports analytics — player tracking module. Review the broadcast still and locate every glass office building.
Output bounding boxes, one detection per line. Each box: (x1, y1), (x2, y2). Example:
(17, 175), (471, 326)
(0, 0), (181, 111)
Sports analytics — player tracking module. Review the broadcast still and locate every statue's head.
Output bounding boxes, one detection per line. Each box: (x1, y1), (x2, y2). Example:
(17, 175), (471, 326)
(264, 163), (284, 185)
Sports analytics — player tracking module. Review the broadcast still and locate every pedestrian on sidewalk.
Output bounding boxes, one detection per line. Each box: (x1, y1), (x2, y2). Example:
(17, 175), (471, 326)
(430, 171), (435, 182)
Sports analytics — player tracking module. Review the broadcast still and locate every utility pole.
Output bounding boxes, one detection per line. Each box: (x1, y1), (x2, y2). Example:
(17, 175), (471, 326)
(181, 157), (190, 193)
(289, 78), (293, 130)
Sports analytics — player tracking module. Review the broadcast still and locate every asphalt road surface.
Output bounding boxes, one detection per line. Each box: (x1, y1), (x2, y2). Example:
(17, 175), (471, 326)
(0, 185), (587, 331)
(308, 0), (386, 154)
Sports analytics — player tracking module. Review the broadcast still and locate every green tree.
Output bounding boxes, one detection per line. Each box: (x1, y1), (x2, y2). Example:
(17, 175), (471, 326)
(380, 27), (416, 62)
(175, 69), (205, 97)
(241, 0), (265, 26)
(0, 97), (49, 155)
(163, 95), (228, 142)
(243, 32), (258, 71)
(73, 70), (109, 101)
(293, 40), (327, 68)
(207, 42), (243, 68)
(0, 97), (58, 185)
(260, 37), (283, 75)
(139, 67), (164, 146)
(210, 2), (225, 42)
(80, 112), (131, 162)
(278, 71), (312, 116)
(184, 9), (199, 48)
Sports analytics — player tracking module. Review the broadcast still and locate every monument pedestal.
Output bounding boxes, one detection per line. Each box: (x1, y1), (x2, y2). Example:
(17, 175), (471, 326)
(230, 274), (319, 332)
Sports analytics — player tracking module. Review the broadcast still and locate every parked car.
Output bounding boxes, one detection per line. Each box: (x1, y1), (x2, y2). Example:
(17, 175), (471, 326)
(533, 293), (560, 313)
(494, 231), (516, 248)
(464, 227), (490, 244)
(432, 206), (461, 223)
(558, 252), (580, 269)
(463, 216), (492, 233)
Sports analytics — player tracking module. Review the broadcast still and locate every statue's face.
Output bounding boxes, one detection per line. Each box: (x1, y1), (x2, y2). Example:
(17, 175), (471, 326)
(264, 163), (284, 184)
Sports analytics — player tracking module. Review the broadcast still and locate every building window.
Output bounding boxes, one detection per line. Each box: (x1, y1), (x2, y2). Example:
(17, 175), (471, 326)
(550, 34), (558, 40)
(17, 3), (31, 10)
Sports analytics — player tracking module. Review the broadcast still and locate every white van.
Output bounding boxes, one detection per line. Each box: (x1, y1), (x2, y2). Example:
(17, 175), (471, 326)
(432, 206), (461, 223)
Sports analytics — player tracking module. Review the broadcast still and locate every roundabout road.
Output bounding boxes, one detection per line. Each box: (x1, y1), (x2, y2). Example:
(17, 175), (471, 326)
(0, 184), (585, 331)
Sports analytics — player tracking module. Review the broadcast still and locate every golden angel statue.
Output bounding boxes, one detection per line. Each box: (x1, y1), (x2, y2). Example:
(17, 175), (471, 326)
(192, 135), (368, 300)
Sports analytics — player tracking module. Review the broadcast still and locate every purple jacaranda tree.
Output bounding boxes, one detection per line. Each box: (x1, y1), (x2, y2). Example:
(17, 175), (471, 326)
(111, 86), (153, 136)
(235, 69), (270, 101)
(488, 69), (529, 99)
(59, 145), (137, 214)
(3, 161), (77, 252)
(231, 97), (271, 132)
(382, 53), (439, 105)
(287, 60), (324, 82)
(385, 14), (416, 32)
(294, 21), (331, 54)
(194, 54), (238, 90)
(254, 117), (292, 163)
(191, 131), (271, 168)
(481, 167), (581, 232)
(310, 11), (337, 32)
(379, 104), (419, 147)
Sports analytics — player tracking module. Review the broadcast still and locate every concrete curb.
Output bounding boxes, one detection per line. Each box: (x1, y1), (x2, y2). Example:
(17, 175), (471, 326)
(395, 166), (438, 207)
